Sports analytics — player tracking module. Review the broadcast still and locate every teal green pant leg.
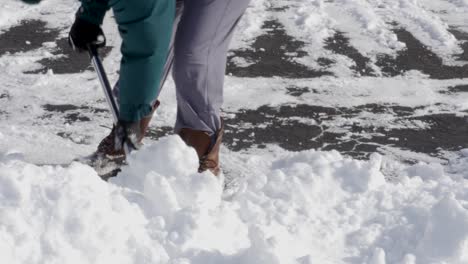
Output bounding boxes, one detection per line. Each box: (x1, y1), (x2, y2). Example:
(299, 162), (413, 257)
(111, 0), (174, 122)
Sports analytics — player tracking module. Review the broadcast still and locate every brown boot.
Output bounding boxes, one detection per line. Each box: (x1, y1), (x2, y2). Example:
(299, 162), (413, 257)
(95, 100), (160, 158)
(179, 123), (224, 176)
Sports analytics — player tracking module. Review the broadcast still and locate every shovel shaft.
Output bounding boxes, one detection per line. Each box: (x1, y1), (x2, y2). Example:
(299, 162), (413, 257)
(88, 46), (119, 125)
(88, 45), (131, 156)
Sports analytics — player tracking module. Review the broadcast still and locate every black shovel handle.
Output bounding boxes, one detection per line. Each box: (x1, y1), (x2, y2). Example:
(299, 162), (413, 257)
(87, 45), (119, 125)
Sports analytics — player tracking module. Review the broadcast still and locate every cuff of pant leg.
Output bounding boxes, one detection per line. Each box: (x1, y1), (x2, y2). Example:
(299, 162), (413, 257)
(119, 103), (153, 122)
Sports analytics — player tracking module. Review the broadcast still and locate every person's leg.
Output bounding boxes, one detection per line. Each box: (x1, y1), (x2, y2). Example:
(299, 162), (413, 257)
(173, 0), (251, 175)
(173, 0), (250, 137)
(112, 0), (185, 105)
(111, 0), (174, 122)
(91, 0), (175, 170)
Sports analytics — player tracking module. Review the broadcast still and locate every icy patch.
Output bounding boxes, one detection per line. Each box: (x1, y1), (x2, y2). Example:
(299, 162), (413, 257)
(1, 136), (468, 263)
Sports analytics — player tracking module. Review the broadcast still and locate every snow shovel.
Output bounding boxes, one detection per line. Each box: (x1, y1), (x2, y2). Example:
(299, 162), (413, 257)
(87, 45), (133, 156)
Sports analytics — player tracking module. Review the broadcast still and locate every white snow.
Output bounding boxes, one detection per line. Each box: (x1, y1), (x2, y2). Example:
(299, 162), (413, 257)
(272, 0), (466, 70)
(1, 137), (468, 263)
(230, 0), (270, 49)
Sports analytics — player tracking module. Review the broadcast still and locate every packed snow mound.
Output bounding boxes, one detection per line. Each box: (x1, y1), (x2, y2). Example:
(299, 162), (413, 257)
(1, 136), (468, 264)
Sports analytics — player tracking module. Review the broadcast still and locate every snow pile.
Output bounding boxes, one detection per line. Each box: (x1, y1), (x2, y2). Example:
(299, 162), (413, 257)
(1, 136), (468, 263)
(0, 159), (169, 263)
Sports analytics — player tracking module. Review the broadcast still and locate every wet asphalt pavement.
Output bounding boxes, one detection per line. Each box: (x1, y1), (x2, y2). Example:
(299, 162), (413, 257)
(1, 17), (468, 164)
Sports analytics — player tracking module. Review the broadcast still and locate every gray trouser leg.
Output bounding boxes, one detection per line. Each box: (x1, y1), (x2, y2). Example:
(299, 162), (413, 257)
(173, 0), (251, 137)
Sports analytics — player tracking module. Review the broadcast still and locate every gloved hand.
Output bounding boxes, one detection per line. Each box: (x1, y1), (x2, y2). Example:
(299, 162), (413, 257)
(68, 16), (106, 52)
